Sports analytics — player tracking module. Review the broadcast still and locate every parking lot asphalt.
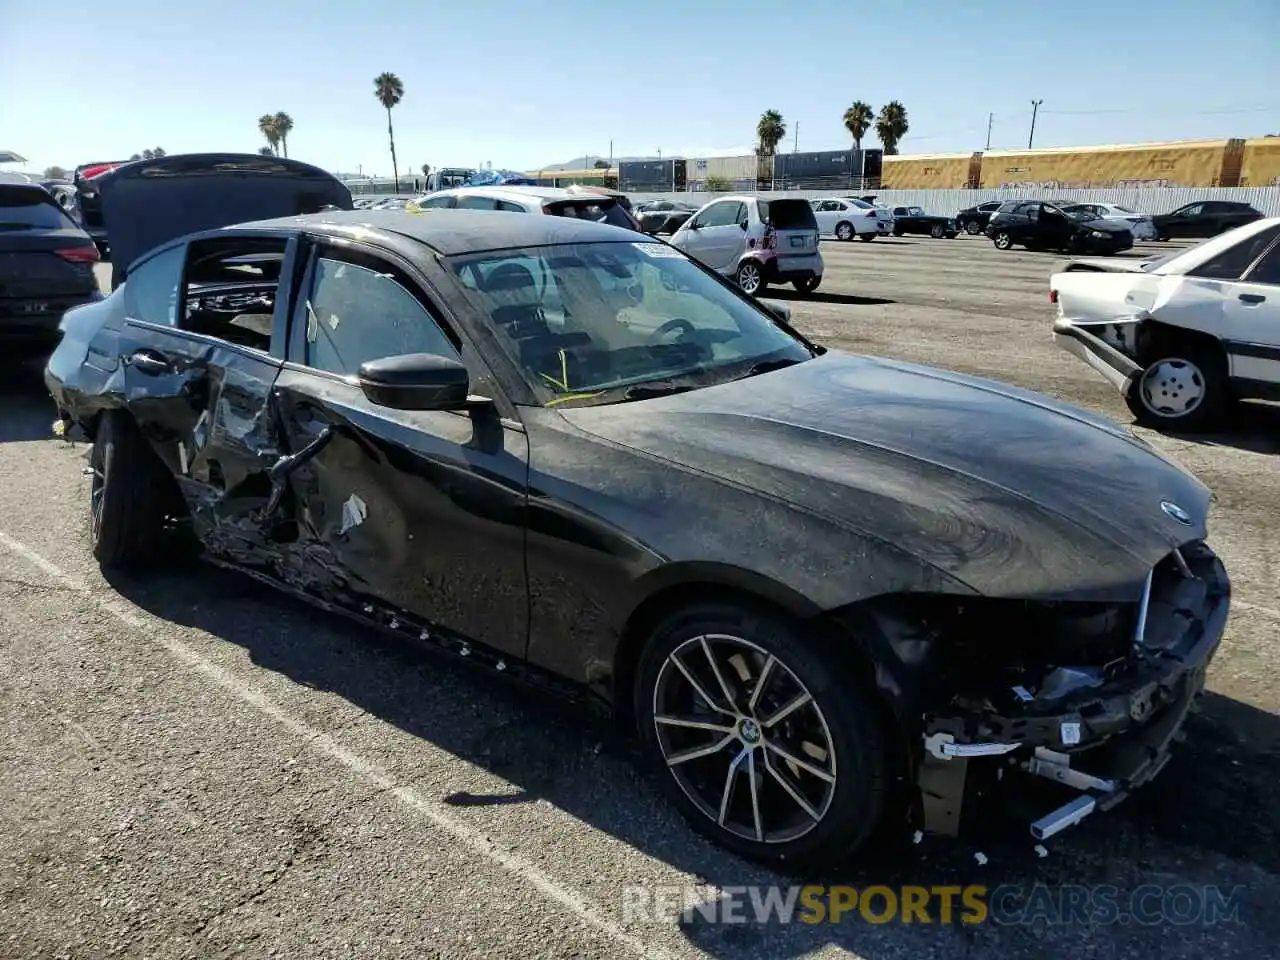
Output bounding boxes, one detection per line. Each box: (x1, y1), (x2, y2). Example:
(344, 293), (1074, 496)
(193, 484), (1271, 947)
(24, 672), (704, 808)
(1, 237), (1277, 959)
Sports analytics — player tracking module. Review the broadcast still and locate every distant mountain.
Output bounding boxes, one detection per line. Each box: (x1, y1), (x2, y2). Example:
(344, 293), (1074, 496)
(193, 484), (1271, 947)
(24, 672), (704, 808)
(535, 147), (759, 171)
(532, 155), (653, 172)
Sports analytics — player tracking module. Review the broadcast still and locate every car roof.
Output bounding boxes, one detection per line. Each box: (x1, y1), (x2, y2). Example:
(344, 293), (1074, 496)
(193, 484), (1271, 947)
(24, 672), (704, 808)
(233, 208), (643, 256)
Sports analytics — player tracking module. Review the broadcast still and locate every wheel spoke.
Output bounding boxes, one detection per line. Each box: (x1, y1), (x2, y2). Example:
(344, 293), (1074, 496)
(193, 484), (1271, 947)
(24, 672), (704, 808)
(764, 740), (834, 784)
(654, 714), (737, 734)
(762, 749), (820, 821)
(700, 636), (739, 713)
(670, 652), (734, 716)
(746, 749), (764, 842)
(718, 747), (751, 826)
(761, 691), (811, 728)
(666, 733), (736, 767)
(747, 654), (776, 713)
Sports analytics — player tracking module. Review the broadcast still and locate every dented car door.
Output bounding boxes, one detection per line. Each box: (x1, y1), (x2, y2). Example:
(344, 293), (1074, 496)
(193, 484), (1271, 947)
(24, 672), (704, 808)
(118, 235), (299, 564)
(271, 241), (530, 661)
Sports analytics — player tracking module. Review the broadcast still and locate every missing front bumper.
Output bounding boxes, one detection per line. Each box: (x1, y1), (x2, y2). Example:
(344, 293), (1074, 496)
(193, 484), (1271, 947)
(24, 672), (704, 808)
(1053, 317), (1142, 395)
(915, 541), (1229, 842)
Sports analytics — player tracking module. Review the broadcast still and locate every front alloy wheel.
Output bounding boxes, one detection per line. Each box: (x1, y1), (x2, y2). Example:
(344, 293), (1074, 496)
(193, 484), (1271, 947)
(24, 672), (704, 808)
(993, 231), (1013, 250)
(735, 261), (764, 295)
(635, 605), (890, 866)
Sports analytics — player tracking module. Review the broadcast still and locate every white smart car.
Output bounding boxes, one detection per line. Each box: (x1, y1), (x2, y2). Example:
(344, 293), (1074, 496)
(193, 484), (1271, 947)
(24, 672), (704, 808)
(668, 195), (823, 295)
(1050, 217), (1280, 430)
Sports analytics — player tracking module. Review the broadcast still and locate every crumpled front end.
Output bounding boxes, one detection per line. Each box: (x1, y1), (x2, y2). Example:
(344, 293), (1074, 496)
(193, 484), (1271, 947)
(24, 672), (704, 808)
(914, 539), (1229, 841)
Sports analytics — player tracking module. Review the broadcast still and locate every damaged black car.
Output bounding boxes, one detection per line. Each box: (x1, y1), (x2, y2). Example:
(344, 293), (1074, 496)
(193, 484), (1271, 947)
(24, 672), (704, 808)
(44, 188), (1229, 868)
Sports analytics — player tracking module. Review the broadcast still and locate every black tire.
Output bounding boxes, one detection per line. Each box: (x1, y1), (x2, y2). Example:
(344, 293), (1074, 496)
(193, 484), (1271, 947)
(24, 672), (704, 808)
(858, 232), (876, 242)
(633, 602), (890, 868)
(892, 227), (904, 237)
(89, 411), (175, 568)
(735, 260), (766, 296)
(1124, 338), (1232, 432)
(964, 221), (982, 235)
(930, 223), (945, 239)
(793, 276), (821, 294)
(835, 221), (855, 242)
(992, 231), (1013, 250)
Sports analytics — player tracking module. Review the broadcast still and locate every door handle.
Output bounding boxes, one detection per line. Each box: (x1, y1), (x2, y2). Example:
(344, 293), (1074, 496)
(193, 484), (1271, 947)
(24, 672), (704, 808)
(1239, 293), (1266, 304)
(129, 348), (172, 376)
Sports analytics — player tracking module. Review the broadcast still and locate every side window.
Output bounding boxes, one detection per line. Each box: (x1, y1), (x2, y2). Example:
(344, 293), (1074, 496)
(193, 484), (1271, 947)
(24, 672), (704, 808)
(1190, 226), (1280, 281)
(1020, 203), (1040, 220)
(122, 244), (185, 325)
(695, 202), (734, 228)
(1244, 240), (1280, 286)
(495, 200), (526, 212)
(1180, 204), (1204, 217)
(180, 238), (290, 351)
(456, 194), (497, 210)
(418, 195), (455, 209)
(301, 256), (461, 375)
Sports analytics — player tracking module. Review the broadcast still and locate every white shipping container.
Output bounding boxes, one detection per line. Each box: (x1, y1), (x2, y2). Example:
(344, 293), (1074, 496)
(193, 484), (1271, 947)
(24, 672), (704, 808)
(694, 154), (762, 182)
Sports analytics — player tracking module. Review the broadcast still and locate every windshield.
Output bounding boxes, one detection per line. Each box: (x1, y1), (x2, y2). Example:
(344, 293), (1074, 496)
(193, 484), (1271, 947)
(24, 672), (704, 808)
(846, 199), (874, 209)
(907, 207), (925, 216)
(447, 240), (814, 407)
(1065, 207), (1097, 221)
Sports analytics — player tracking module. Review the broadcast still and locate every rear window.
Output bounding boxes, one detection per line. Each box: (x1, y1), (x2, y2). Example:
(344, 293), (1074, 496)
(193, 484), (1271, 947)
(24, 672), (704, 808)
(0, 187), (75, 229)
(545, 199), (635, 230)
(759, 199), (818, 230)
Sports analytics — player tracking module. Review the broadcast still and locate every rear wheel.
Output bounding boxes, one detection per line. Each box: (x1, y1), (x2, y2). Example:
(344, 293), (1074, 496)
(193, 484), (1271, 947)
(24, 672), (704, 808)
(1125, 339), (1231, 432)
(89, 411), (179, 568)
(634, 602), (890, 867)
(930, 223), (946, 239)
(793, 276), (821, 294)
(835, 221), (855, 242)
(735, 261), (765, 295)
(992, 231), (1014, 250)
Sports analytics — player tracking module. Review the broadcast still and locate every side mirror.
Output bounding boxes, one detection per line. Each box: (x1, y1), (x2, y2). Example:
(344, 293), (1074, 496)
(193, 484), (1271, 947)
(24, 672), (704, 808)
(739, 220), (749, 230)
(759, 298), (791, 323)
(686, 220), (700, 230)
(358, 353), (479, 411)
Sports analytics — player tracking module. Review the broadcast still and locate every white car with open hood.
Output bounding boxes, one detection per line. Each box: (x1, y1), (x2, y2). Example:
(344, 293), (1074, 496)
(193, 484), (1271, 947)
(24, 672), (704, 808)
(1050, 217), (1280, 430)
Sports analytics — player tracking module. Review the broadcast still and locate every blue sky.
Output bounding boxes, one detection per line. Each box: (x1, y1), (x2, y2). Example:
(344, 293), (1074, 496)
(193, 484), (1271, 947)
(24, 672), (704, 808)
(2, 0), (1277, 177)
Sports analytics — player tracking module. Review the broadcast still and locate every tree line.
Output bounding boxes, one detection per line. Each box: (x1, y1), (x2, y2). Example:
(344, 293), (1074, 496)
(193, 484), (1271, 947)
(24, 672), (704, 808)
(755, 102), (910, 157)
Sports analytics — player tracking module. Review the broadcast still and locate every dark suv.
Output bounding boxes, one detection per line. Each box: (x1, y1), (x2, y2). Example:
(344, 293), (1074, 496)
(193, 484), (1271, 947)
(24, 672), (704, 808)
(1151, 201), (1264, 240)
(986, 200), (1133, 254)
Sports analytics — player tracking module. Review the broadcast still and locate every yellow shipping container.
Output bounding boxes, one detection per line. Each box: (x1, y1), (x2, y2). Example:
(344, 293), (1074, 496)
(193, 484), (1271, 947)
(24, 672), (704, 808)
(882, 153), (981, 189)
(1240, 138), (1280, 187)
(978, 139), (1243, 189)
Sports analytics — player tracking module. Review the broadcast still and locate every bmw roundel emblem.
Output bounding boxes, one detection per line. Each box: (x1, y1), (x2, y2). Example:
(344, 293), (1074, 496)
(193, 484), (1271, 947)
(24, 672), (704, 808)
(1160, 500), (1193, 525)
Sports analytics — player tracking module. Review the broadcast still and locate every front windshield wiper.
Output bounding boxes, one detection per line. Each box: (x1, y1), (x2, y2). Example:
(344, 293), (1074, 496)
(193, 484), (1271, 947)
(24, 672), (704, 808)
(742, 356), (807, 378)
(623, 381), (696, 401)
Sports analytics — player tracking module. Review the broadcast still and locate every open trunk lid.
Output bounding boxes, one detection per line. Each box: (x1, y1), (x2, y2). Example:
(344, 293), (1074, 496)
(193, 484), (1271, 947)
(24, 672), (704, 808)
(95, 153), (353, 275)
(760, 198), (819, 252)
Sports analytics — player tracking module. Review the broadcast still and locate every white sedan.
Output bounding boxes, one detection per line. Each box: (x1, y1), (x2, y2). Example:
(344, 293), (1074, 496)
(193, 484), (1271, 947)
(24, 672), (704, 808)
(1050, 217), (1280, 430)
(1059, 202), (1158, 241)
(809, 198), (881, 241)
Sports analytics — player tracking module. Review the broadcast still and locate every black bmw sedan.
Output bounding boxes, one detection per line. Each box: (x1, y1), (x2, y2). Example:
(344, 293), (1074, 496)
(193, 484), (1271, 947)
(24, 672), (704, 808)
(45, 200), (1228, 867)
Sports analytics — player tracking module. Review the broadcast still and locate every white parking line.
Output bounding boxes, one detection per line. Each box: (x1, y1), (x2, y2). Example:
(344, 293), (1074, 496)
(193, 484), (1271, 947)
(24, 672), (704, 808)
(0, 530), (674, 960)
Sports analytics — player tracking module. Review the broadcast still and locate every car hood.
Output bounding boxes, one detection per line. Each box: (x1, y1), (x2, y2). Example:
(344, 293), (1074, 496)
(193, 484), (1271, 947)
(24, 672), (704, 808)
(93, 153), (353, 272)
(559, 351), (1210, 601)
(1058, 257), (1153, 274)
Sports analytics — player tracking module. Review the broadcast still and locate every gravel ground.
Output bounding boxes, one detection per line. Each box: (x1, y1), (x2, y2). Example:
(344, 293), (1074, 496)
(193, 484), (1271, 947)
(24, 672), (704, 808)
(0, 238), (1276, 960)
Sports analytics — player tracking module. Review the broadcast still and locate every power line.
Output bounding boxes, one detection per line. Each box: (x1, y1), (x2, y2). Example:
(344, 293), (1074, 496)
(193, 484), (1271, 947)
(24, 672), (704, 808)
(1041, 103), (1280, 117)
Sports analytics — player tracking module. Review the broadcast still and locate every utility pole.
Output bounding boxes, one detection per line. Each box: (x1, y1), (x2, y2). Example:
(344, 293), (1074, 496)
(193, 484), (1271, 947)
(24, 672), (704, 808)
(985, 113), (993, 150)
(794, 122), (799, 154)
(1028, 100), (1043, 149)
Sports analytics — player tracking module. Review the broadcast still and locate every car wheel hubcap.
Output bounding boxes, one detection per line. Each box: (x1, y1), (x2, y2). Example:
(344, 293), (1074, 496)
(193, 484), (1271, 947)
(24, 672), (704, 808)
(738, 266), (760, 293)
(966, 222), (980, 234)
(1139, 358), (1206, 417)
(652, 634), (837, 844)
(837, 224), (852, 240)
(996, 234), (1010, 248)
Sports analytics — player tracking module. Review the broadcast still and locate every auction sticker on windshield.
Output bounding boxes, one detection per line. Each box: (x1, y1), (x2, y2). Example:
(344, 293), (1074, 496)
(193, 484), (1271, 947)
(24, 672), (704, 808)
(632, 242), (687, 258)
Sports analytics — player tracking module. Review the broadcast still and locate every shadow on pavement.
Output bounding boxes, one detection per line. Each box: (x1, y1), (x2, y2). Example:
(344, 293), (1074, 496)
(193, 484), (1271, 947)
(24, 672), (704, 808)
(103, 561), (1280, 959)
(0, 361), (55, 444)
(769, 289), (895, 307)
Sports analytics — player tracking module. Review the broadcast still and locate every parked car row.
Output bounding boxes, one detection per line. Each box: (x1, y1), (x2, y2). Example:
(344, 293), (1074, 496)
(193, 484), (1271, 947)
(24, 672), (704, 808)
(36, 155), (1231, 871)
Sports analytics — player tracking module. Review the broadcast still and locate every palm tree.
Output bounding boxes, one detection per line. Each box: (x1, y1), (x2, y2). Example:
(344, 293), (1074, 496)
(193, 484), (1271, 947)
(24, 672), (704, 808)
(843, 101), (874, 151)
(875, 101), (909, 155)
(258, 114), (280, 156)
(756, 110), (786, 156)
(273, 112), (294, 158)
(373, 72), (404, 192)
(258, 146), (274, 156)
